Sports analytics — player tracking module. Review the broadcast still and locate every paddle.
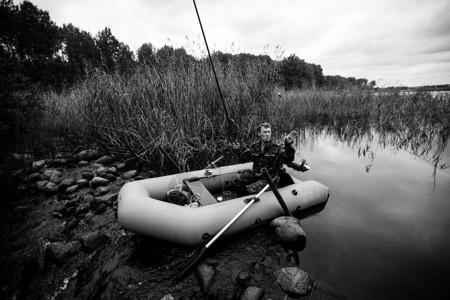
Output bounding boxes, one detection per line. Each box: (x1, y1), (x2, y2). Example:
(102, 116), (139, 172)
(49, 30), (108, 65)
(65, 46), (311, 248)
(261, 167), (293, 216)
(173, 184), (270, 282)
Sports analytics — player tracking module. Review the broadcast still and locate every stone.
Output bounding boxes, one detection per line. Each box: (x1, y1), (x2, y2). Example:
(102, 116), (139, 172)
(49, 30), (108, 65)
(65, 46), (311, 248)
(26, 173), (41, 183)
(106, 166), (118, 175)
(74, 149), (100, 162)
(77, 179), (89, 188)
(62, 218), (80, 234)
(36, 181), (58, 193)
(81, 171), (94, 181)
(96, 155), (114, 165)
(99, 172), (116, 182)
(66, 185), (79, 194)
(274, 267), (312, 297)
(31, 160), (46, 172)
(270, 216), (306, 244)
(45, 241), (80, 264)
(74, 203), (90, 216)
(48, 170), (63, 184)
(78, 160), (89, 166)
(196, 261), (216, 296)
(94, 186), (111, 196)
(90, 177), (110, 189)
(59, 178), (77, 192)
(51, 158), (67, 166)
(80, 231), (110, 250)
(121, 170), (137, 180)
(240, 286), (265, 300)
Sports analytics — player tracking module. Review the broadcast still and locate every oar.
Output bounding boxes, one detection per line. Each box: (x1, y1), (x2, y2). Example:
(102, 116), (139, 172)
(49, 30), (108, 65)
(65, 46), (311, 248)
(261, 167), (293, 216)
(173, 184), (270, 282)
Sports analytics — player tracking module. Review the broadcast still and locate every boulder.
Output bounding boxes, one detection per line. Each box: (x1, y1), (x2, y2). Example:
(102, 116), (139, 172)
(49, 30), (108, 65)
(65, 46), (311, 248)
(121, 170), (137, 180)
(91, 177), (110, 189)
(74, 149), (100, 162)
(77, 179), (89, 188)
(81, 171), (94, 181)
(270, 216), (306, 244)
(36, 181), (58, 193)
(59, 178), (77, 192)
(80, 231), (110, 250)
(96, 155), (114, 165)
(196, 261), (216, 296)
(274, 267), (312, 297)
(45, 241), (80, 264)
(31, 160), (46, 172)
(240, 286), (265, 300)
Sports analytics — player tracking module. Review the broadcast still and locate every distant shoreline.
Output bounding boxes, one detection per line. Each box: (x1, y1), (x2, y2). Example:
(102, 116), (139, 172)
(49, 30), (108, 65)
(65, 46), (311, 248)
(376, 84), (450, 92)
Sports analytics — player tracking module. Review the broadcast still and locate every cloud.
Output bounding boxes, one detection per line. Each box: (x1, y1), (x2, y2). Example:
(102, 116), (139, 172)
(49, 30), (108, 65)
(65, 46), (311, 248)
(16, 0), (450, 86)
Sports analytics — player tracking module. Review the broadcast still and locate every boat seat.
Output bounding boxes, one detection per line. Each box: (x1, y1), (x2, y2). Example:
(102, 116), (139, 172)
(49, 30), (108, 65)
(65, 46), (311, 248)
(185, 180), (217, 206)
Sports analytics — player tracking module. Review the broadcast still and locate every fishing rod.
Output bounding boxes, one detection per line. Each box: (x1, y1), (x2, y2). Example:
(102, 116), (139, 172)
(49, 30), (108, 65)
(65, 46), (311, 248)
(192, 0), (234, 129)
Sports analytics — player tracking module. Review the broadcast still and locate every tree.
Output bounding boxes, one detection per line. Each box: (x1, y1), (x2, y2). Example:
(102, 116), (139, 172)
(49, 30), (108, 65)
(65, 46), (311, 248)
(137, 42), (155, 65)
(61, 23), (100, 82)
(95, 27), (134, 73)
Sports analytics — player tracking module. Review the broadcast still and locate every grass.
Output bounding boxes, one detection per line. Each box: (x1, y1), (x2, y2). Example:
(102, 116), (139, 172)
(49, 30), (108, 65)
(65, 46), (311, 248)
(6, 58), (450, 176)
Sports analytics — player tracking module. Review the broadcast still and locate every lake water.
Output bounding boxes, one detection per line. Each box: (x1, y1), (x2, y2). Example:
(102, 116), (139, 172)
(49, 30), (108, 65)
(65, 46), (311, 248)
(290, 128), (450, 299)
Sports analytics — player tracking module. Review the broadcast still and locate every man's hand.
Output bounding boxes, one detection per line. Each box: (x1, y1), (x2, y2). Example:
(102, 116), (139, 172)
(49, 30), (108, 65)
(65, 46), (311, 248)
(285, 131), (298, 144)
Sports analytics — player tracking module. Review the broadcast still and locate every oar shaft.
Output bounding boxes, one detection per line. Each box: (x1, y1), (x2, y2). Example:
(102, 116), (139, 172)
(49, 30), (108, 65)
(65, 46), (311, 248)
(205, 184), (269, 248)
(261, 168), (293, 216)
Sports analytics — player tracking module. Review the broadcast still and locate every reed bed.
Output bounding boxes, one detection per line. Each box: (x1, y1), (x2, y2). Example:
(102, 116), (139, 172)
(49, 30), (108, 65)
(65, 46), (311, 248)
(43, 58), (449, 174)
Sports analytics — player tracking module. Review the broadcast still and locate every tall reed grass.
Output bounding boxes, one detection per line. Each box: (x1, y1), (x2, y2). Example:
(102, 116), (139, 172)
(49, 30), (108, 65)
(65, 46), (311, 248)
(42, 58), (449, 174)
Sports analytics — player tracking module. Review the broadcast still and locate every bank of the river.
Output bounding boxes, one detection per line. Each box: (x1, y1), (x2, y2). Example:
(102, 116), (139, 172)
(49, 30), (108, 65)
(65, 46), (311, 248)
(0, 149), (345, 300)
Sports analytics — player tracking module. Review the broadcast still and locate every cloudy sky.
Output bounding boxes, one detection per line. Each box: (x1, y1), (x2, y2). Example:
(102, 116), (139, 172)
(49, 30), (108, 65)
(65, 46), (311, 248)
(21, 0), (450, 87)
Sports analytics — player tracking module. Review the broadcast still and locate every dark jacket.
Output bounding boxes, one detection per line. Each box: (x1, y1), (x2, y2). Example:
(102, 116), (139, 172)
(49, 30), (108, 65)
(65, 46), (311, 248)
(240, 139), (295, 176)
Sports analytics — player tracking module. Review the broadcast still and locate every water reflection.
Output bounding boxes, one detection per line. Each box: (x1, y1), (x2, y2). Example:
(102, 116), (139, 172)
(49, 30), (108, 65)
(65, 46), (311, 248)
(297, 121), (449, 182)
(290, 124), (450, 299)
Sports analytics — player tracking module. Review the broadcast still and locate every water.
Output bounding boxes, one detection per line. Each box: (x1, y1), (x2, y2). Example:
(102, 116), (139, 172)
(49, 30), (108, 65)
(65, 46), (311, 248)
(291, 129), (450, 299)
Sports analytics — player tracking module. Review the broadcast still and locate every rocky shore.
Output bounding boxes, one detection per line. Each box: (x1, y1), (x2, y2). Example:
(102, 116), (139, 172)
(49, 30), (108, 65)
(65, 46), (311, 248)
(1, 149), (346, 299)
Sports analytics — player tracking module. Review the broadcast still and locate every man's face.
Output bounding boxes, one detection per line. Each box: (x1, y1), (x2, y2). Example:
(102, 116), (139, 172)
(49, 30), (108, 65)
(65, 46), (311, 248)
(258, 126), (271, 142)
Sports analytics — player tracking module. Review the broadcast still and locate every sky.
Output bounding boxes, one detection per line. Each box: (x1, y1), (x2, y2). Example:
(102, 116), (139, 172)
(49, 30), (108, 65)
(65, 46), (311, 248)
(18, 0), (450, 87)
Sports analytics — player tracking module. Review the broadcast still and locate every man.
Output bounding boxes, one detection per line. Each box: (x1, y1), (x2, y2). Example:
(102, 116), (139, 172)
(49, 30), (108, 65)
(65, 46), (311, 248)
(233, 122), (303, 193)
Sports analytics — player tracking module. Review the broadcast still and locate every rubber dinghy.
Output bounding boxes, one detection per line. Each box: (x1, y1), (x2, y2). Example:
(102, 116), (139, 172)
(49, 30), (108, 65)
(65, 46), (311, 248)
(118, 162), (329, 246)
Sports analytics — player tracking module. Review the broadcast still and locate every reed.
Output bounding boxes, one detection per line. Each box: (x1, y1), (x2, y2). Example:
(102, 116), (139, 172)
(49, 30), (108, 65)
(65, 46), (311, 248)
(40, 59), (450, 174)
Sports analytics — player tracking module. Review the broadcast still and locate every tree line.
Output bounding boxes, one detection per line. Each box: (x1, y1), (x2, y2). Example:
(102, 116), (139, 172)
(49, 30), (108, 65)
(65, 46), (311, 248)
(1, 0), (374, 91)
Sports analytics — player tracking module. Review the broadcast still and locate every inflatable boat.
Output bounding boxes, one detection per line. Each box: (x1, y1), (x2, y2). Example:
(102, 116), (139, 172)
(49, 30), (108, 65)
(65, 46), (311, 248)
(117, 162), (329, 246)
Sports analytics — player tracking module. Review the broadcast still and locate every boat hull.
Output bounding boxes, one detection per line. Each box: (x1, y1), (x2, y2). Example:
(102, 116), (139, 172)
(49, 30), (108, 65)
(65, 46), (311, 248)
(117, 163), (329, 246)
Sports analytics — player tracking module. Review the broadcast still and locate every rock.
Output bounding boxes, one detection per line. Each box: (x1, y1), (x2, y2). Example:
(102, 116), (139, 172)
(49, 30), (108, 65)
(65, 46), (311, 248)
(62, 218), (80, 234)
(94, 186), (111, 196)
(51, 158), (67, 166)
(77, 179), (89, 188)
(91, 177), (110, 189)
(196, 261), (216, 296)
(78, 160), (89, 166)
(36, 181), (58, 193)
(99, 172), (116, 182)
(80, 231), (110, 250)
(54, 200), (70, 213)
(121, 170), (137, 180)
(66, 185), (79, 194)
(96, 155), (114, 165)
(81, 171), (94, 181)
(236, 271), (252, 287)
(46, 170), (63, 184)
(59, 178), (77, 192)
(74, 149), (100, 162)
(74, 203), (90, 216)
(45, 241), (80, 264)
(270, 216), (306, 244)
(31, 159), (46, 172)
(160, 294), (174, 300)
(240, 286), (264, 300)
(52, 212), (63, 218)
(106, 166), (118, 175)
(26, 173), (41, 183)
(274, 267), (312, 297)
(96, 166), (106, 174)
